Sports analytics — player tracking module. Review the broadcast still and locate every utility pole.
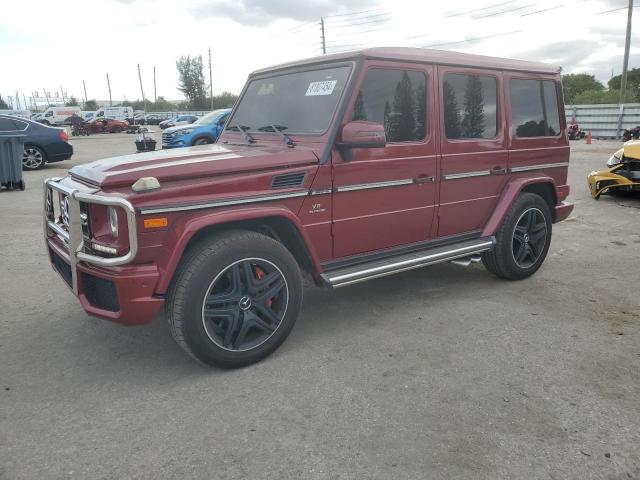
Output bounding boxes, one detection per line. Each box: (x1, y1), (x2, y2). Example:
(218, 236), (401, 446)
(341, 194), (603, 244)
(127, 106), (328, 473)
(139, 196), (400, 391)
(60, 85), (66, 105)
(137, 64), (146, 111)
(617, 0), (633, 139)
(208, 48), (214, 109)
(15, 91), (21, 110)
(106, 73), (113, 106)
(23, 94), (28, 111)
(82, 80), (88, 108)
(153, 66), (157, 103)
(320, 17), (326, 54)
(44, 89), (51, 107)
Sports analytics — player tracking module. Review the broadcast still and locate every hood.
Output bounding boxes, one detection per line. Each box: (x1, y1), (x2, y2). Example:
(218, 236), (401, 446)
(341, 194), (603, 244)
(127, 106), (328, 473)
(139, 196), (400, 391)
(69, 143), (320, 188)
(164, 124), (201, 134)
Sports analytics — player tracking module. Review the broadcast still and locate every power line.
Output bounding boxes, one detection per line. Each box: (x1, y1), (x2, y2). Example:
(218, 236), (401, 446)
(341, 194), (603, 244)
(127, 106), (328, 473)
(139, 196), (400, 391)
(473, 3), (536, 19)
(326, 17), (391, 28)
(446, 0), (519, 17)
(521, 5), (564, 16)
(325, 12), (391, 25)
(332, 27), (388, 36)
(324, 7), (386, 18)
(597, 4), (639, 14)
(423, 30), (522, 47)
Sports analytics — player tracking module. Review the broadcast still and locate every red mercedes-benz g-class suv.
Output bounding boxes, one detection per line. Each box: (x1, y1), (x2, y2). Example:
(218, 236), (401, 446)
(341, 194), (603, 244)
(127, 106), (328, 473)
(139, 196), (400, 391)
(44, 48), (573, 367)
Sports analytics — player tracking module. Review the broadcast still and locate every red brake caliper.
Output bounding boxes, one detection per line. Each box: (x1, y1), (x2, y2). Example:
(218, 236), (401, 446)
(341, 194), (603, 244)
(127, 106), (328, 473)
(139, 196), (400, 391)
(254, 266), (273, 307)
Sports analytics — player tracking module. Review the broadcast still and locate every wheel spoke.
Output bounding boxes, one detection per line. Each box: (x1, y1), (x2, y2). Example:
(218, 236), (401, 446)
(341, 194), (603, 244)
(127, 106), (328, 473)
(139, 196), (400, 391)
(515, 242), (528, 263)
(253, 300), (281, 326)
(256, 277), (286, 303)
(203, 306), (236, 318)
(223, 309), (241, 348)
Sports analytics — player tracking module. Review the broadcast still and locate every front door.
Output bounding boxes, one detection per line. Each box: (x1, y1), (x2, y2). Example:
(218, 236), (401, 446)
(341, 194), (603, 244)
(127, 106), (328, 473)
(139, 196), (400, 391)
(331, 61), (438, 258)
(436, 67), (508, 238)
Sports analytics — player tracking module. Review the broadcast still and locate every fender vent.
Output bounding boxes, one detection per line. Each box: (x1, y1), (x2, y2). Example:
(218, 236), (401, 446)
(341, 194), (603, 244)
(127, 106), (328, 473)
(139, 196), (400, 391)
(271, 172), (306, 189)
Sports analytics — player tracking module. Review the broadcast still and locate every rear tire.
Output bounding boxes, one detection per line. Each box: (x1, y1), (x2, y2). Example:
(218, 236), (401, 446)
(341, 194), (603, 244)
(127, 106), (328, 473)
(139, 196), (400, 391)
(166, 230), (303, 368)
(483, 193), (552, 280)
(22, 145), (47, 170)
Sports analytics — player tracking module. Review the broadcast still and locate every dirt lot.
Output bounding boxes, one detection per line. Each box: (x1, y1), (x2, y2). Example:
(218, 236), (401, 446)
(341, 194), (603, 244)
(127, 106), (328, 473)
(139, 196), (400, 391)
(1, 134), (639, 480)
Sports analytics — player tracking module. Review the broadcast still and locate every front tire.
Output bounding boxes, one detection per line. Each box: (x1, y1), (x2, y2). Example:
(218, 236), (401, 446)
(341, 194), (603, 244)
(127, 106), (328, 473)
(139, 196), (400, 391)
(193, 137), (212, 146)
(166, 230), (303, 368)
(483, 193), (552, 280)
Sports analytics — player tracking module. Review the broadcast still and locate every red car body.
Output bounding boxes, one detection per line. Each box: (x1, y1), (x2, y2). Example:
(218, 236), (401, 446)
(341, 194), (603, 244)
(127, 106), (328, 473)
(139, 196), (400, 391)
(88, 118), (128, 134)
(44, 48), (573, 327)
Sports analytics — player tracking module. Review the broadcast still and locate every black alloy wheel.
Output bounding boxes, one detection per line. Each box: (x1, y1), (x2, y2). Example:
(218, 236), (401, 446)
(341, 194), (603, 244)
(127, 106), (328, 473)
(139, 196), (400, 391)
(202, 258), (289, 352)
(511, 208), (548, 269)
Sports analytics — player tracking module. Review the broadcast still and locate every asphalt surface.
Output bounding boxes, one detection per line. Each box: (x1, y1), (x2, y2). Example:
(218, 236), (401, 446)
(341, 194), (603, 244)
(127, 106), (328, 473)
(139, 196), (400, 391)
(1, 133), (639, 479)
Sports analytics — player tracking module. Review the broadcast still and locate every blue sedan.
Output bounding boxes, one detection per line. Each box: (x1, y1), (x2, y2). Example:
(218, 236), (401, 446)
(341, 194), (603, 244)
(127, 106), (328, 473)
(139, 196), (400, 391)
(162, 109), (231, 149)
(0, 115), (73, 170)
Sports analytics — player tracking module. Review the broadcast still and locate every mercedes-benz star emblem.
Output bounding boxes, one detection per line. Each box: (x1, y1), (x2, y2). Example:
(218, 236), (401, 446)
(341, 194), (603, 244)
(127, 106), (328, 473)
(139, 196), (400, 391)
(238, 296), (252, 311)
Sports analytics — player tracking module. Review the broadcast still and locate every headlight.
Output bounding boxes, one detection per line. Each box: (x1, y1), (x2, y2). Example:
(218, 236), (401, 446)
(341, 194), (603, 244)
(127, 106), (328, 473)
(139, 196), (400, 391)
(108, 206), (118, 237)
(177, 128), (194, 136)
(607, 149), (624, 167)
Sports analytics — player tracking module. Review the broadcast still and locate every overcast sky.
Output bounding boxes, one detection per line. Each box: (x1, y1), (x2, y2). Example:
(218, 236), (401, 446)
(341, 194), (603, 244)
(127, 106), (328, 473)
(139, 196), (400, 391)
(1, 0), (637, 107)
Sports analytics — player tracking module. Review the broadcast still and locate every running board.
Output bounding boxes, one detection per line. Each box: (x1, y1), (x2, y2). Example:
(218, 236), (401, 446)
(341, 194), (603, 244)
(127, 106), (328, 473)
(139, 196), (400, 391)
(321, 238), (495, 288)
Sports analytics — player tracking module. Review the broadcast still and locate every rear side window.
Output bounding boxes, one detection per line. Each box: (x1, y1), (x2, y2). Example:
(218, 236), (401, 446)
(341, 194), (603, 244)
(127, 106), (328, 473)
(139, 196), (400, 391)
(443, 73), (497, 140)
(510, 79), (560, 137)
(352, 68), (427, 143)
(0, 118), (25, 131)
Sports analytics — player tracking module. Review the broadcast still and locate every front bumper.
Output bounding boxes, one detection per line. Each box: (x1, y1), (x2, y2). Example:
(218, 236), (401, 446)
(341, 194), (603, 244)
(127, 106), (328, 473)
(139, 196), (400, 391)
(48, 240), (163, 325)
(43, 177), (163, 325)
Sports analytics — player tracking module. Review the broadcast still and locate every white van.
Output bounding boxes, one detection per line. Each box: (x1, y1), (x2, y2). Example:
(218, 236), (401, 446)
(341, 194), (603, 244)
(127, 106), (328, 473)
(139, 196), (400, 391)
(40, 106), (82, 125)
(95, 106), (133, 122)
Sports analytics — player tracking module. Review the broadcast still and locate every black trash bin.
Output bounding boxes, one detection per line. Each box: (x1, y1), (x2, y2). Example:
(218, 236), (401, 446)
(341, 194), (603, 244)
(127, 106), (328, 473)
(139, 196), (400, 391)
(134, 131), (157, 152)
(0, 135), (26, 191)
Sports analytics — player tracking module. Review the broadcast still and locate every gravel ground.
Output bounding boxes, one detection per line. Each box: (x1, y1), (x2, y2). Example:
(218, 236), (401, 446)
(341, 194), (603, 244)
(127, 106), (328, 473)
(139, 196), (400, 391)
(1, 134), (639, 480)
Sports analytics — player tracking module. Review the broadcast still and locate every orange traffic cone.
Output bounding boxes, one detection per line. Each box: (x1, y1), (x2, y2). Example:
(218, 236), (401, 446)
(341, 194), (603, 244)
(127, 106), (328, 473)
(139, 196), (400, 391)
(586, 131), (592, 144)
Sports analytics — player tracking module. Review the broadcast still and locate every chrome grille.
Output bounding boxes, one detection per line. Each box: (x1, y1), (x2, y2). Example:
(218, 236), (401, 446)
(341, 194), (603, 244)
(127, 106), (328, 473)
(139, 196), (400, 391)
(162, 131), (175, 146)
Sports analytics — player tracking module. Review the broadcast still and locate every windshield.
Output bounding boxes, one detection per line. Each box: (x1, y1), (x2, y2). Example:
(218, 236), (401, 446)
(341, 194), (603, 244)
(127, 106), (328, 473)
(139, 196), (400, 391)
(226, 65), (351, 135)
(195, 110), (228, 125)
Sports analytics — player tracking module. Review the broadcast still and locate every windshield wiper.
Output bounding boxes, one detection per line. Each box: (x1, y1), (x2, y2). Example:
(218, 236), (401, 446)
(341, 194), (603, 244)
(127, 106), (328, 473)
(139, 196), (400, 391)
(257, 124), (295, 148)
(226, 124), (256, 145)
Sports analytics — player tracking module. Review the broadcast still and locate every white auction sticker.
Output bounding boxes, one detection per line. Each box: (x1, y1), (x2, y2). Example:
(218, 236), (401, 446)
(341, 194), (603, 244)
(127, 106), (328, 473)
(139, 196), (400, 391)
(305, 80), (337, 96)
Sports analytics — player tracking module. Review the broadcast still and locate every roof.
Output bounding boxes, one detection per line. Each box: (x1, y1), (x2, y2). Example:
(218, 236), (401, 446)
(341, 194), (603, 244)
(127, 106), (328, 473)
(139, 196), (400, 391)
(251, 47), (560, 76)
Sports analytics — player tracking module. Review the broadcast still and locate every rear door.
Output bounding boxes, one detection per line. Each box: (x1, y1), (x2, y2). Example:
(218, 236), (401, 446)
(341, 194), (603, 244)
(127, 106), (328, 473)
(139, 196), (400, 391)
(504, 74), (568, 186)
(436, 67), (508, 238)
(331, 61), (438, 258)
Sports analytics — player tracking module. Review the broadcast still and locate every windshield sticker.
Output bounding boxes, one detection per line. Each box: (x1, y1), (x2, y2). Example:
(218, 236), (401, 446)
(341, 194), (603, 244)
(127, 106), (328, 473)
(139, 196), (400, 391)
(305, 80), (337, 96)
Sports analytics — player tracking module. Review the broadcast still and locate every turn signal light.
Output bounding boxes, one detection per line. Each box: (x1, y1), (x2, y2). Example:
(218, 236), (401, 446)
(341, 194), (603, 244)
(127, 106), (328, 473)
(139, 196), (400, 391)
(144, 217), (168, 229)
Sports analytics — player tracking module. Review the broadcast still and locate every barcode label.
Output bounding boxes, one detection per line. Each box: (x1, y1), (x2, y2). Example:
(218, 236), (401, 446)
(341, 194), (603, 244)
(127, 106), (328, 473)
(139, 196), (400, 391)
(305, 80), (337, 96)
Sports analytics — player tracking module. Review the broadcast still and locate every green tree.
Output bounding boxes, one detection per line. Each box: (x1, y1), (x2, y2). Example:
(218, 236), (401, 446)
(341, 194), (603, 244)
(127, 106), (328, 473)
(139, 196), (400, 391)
(150, 96), (177, 112)
(573, 88), (636, 104)
(389, 72), (416, 142)
(208, 91), (238, 110)
(65, 96), (79, 106)
(443, 81), (461, 138)
(383, 101), (392, 138)
(176, 55), (207, 109)
(461, 75), (485, 138)
(608, 68), (640, 92)
(562, 73), (604, 104)
(414, 82), (426, 139)
(0, 95), (8, 109)
(84, 99), (99, 111)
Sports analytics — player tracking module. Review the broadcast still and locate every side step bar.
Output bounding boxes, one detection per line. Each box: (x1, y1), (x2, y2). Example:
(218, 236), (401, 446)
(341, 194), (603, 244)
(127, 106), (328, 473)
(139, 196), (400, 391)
(321, 237), (495, 288)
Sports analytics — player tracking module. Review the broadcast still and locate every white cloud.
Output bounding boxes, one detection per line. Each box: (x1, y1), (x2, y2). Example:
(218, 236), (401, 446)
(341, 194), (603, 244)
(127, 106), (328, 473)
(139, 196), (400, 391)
(0, 0), (636, 106)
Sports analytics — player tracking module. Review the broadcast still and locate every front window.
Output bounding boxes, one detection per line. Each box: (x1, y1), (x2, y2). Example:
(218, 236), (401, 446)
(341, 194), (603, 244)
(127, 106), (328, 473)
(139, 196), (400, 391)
(226, 65), (351, 135)
(195, 110), (228, 125)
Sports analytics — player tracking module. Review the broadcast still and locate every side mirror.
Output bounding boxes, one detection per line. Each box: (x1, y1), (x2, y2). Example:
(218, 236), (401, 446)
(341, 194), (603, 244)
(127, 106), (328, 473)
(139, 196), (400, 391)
(337, 120), (386, 150)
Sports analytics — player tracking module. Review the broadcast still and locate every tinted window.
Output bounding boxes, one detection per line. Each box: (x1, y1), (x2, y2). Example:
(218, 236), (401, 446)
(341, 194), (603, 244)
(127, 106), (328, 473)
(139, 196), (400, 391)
(228, 66), (351, 135)
(510, 79), (560, 137)
(443, 73), (497, 139)
(352, 69), (426, 142)
(0, 118), (27, 132)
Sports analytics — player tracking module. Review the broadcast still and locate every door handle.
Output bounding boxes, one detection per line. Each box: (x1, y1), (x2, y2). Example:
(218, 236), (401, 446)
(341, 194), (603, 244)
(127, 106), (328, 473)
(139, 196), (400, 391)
(414, 175), (435, 184)
(490, 166), (508, 175)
